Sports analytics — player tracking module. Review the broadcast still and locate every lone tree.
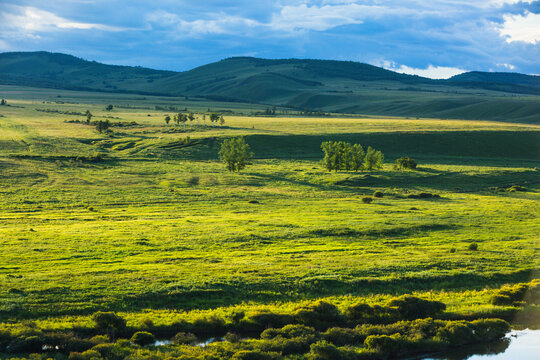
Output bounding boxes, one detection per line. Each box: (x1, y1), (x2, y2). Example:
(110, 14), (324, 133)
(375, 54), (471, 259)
(219, 115), (225, 126)
(105, 104), (113, 111)
(188, 112), (195, 125)
(85, 110), (93, 124)
(164, 115), (171, 126)
(0, 99), (6, 105)
(219, 137), (253, 172)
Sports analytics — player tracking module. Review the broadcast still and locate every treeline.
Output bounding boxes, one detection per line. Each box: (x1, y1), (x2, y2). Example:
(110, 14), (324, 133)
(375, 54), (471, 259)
(321, 141), (384, 172)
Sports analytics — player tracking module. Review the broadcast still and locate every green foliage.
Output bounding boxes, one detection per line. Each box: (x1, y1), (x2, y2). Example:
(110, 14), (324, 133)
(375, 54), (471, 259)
(373, 191), (384, 198)
(362, 197), (373, 204)
(364, 146), (384, 170)
(387, 296), (446, 320)
(468, 243), (479, 251)
(394, 157), (417, 170)
(92, 312), (126, 338)
(306, 341), (344, 360)
(105, 104), (113, 111)
(294, 301), (342, 329)
(219, 137), (253, 172)
(130, 331), (156, 346)
(321, 141), (364, 172)
(95, 120), (110, 133)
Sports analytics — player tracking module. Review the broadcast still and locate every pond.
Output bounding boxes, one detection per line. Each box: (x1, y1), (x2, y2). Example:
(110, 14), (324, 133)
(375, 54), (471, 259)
(423, 329), (540, 360)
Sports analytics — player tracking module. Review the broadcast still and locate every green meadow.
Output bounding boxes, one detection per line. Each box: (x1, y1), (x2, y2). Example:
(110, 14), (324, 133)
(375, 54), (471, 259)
(0, 85), (538, 359)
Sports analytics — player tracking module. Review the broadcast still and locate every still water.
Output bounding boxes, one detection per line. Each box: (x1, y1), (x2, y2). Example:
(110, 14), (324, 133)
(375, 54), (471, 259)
(423, 329), (540, 360)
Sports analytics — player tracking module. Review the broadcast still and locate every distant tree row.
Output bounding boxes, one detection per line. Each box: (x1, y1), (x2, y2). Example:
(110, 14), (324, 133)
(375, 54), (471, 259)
(165, 112), (224, 127)
(321, 141), (384, 172)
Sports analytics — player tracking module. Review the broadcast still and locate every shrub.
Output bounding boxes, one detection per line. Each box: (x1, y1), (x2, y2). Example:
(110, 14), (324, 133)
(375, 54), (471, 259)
(91, 343), (128, 360)
(173, 332), (197, 345)
(91, 312), (126, 338)
(388, 296), (446, 320)
(468, 243), (478, 251)
(307, 340), (344, 360)
(345, 303), (400, 324)
(224, 332), (241, 343)
(261, 325), (318, 340)
(471, 319), (509, 341)
(435, 322), (474, 346)
(323, 327), (360, 346)
(361, 197), (373, 204)
(373, 191), (384, 198)
(490, 283), (529, 305)
(130, 331), (156, 346)
(247, 312), (294, 330)
(294, 301), (343, 329)
(364, 334), (406, 356)
(394, 157), (417, 170)
(490, 294), (513, 306)
(191, 315), (226, 337)
(187, 176), (200, 186)
(232, 350), (276, 360)
(69, 349), (102, 360)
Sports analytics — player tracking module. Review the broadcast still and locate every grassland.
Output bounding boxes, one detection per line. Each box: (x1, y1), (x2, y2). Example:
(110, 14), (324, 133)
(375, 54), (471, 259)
(0, 85), (538, 359)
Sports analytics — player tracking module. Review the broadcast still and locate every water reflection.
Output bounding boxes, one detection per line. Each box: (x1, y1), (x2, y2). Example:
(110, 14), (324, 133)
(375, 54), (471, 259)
(424, 330), (540, 360)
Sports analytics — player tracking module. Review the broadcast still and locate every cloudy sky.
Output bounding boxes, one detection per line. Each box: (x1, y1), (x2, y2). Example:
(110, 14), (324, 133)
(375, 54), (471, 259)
(1, 0), (539, 78)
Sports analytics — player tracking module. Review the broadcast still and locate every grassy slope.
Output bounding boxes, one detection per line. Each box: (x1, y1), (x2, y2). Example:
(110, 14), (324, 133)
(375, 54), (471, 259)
(0, 87), (538, 327)
(1, 53), (540, 123)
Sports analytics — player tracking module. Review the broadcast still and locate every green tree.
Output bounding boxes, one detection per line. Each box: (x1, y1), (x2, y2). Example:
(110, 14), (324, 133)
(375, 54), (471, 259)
(85, 110), (92, 124)
(0, 99), (6, 106)
(96, 120), (110, 133)
(394, 157), (417, 170)
(364, 146), (384, 170)
(105, 104), (113, 111)
(210, 113), (219, 127)
(219, 137), (253, 172)
(164, 115), (171, 126)
(351, 144), (365, 171)
(219, 115), (225, 126)
(188, 112), (195, 125)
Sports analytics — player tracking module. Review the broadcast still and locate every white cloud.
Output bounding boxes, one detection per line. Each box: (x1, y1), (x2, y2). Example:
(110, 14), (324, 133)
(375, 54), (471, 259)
(489, 0), (535, 6)
(0, 6), (135, 35)
(498, 11), (540, 44)
(384, 63), (468, 79)
(497, 63), (516, 70)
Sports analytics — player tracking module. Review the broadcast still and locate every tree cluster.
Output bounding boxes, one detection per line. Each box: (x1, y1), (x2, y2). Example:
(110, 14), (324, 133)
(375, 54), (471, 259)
(0, 99), (6, 106)
(321, 141), (383, 172)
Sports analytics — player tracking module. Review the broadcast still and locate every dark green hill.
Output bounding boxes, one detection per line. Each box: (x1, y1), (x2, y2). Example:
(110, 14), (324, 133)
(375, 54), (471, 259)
(1, 52), (539, 123)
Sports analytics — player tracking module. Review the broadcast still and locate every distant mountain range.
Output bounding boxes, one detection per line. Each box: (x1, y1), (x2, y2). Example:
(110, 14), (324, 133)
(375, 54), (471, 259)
(1, 51), (539, 123)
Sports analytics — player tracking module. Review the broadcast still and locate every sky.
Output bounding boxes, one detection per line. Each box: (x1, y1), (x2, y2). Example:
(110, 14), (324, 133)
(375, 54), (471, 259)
(0, 0), (539, 79)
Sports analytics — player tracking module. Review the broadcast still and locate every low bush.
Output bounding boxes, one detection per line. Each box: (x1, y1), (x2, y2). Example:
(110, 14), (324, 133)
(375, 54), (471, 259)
(232, 350), (277, 360)
(394, 157), (417, 170)
(130, 331), (156, 346)
(92, 312), (126, 338)
(373, 191), (384, 198)
(388, 296), (446, 320)
(468, 243), (478, 251)
(294, 301), (343, 329)
(361, 197), (373, 204)
(345, 303), (400, 324)
(173, 332), (197, 345)
(323, 327), (360, 346)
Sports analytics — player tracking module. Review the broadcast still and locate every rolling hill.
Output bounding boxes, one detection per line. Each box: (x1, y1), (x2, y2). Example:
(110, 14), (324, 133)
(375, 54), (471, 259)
(1, 51), (539, 122)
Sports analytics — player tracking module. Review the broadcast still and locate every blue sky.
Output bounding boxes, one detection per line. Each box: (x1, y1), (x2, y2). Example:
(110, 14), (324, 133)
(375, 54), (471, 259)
(0, 0), (539, 78)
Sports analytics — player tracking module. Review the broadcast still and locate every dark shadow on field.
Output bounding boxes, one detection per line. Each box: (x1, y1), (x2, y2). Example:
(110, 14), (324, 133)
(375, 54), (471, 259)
(246, 131), (540, 162)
